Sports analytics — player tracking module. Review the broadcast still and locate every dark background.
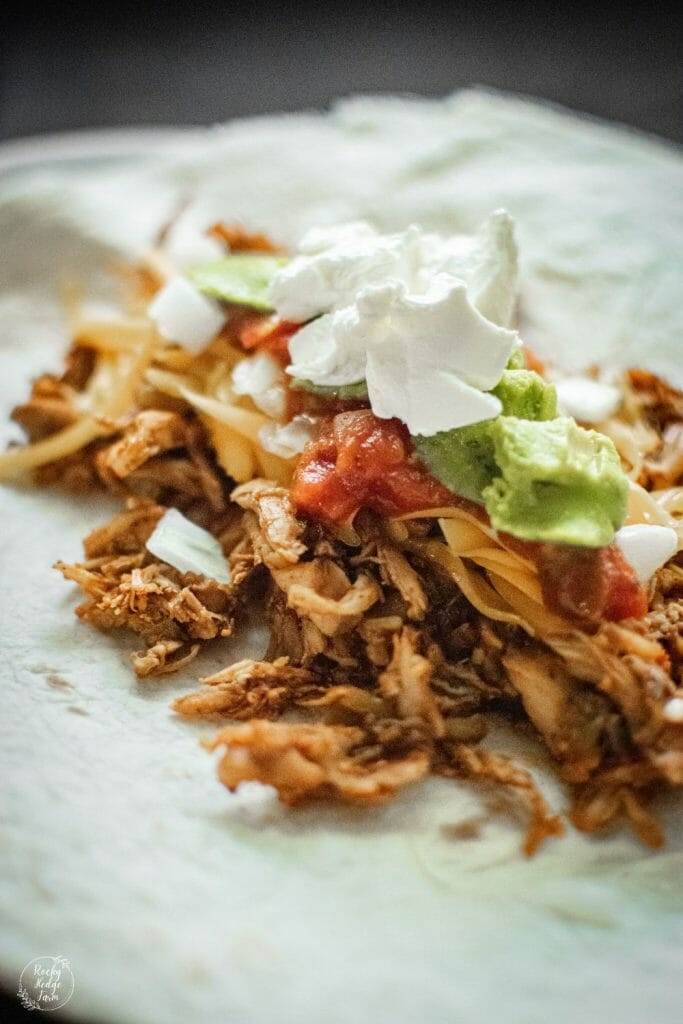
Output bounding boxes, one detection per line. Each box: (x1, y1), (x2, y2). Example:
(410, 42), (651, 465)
(1, 2), (682, 144)
(0, 2), (681, 1021)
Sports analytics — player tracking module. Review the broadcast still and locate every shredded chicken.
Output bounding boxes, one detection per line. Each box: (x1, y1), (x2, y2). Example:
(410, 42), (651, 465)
(544, 626), (677, 750)
(174, 658), (317, 719)
(51, 458), (683, 851)
(83, 499), (165, 558)
(133, 640), (201, 677)
(359, 615), (406, 667)
(204, 720), (431, 805)
(272, 560), (381, 636)
(376, 543), (428, 620)
(96, 410), (189, 480)
(570, 779), (665, 849)
(57, 556), (235, 643)
(628, 368), (683, 428)
(12, 358), (230, 514)
(503, 647), (619, 783)
(232, 479), (306, 568)
(644, 422), (683, 488)
(12, 288), (683, 855)
(11, 373), (80, 439)
(379, 628), (444, 737)
(443, 745), (564, 857)
(55, 504), (255, 676)
(53, 479), (683, 851)
(11, 346), (95, 441)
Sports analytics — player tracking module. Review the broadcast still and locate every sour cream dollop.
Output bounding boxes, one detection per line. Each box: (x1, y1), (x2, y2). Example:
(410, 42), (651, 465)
(269, 212), (520, 436)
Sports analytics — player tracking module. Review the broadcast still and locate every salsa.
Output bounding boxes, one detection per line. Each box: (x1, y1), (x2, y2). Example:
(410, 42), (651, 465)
(291, 408), (647, 624)
(292, 409), (455, 522)
(238, 315), (299, 364)
(532, 540), (647, 623)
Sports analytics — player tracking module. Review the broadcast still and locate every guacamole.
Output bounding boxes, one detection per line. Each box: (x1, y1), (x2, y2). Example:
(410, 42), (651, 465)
(415, 370), (628, 546)
(484, 416), (628, 547)
(190, 254), (288, 311)
(415, 369), (557, 502)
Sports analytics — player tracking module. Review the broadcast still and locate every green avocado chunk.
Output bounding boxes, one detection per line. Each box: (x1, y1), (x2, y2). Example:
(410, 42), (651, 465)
(483, 416), (628, 547)
(290, 379), (369, 400)
(505, 346), (526, 370)
(189, 254), (289, 311)
(414, 370), (557, 502)
(414, 419), (497, 502)
(493, 369), (557, 421)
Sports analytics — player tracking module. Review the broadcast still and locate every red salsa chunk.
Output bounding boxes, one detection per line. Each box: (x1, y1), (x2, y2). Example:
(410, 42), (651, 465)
(238, 316), (300, 364)
(533, 542), (648, 624)
(292, 409), (455, 522)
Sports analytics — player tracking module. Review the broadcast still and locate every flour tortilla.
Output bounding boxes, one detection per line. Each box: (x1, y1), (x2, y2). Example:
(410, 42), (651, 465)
(1, 91), (683, 1024)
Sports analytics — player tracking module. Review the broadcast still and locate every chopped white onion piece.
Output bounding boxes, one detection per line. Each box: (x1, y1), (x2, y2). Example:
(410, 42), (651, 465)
(148, 277), (226, 352)
(614, 524), (677, 584)
(663, 698), (683, 724)
(163, 223), (225, 269)
(146, 508), (231, 583)
(555, 378), (621, 423)
(259, 416), (318, 459)
(232, 353), (287, 418)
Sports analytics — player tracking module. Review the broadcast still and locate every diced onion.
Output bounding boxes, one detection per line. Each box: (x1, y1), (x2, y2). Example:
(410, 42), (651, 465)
(258, 416), (318, 459)
(146, 508), (231, 583)
(148, 277), (226, 352)
(614, 524), (678, 584)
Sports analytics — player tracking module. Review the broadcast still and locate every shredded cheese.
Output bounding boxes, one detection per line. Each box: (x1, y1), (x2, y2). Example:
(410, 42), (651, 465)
(145, 366), (293, 485)
(398, 505), (573, 636)
(0, 326), (156, 480)
(73, 317), (151, 353)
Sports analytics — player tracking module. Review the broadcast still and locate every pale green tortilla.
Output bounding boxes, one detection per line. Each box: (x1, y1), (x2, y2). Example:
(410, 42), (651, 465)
(1, 91), (683, 1024)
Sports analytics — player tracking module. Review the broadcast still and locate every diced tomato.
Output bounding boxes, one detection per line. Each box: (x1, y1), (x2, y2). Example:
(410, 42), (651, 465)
(533, 541), (647, 624)
(290, 419), (359, 522)
(292, 452), (360, 523)
(599, 545), (649, 621)
(292, 410), (455, 522)
(239, 316), (299, 364)
(332, 411), (408, 481)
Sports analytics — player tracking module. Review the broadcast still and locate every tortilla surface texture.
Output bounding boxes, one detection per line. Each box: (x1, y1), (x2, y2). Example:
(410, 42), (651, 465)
(1, 91), (683, 1024)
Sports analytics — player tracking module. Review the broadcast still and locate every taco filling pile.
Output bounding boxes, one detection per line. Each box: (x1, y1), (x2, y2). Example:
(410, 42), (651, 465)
(3, 212), (683, 855)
